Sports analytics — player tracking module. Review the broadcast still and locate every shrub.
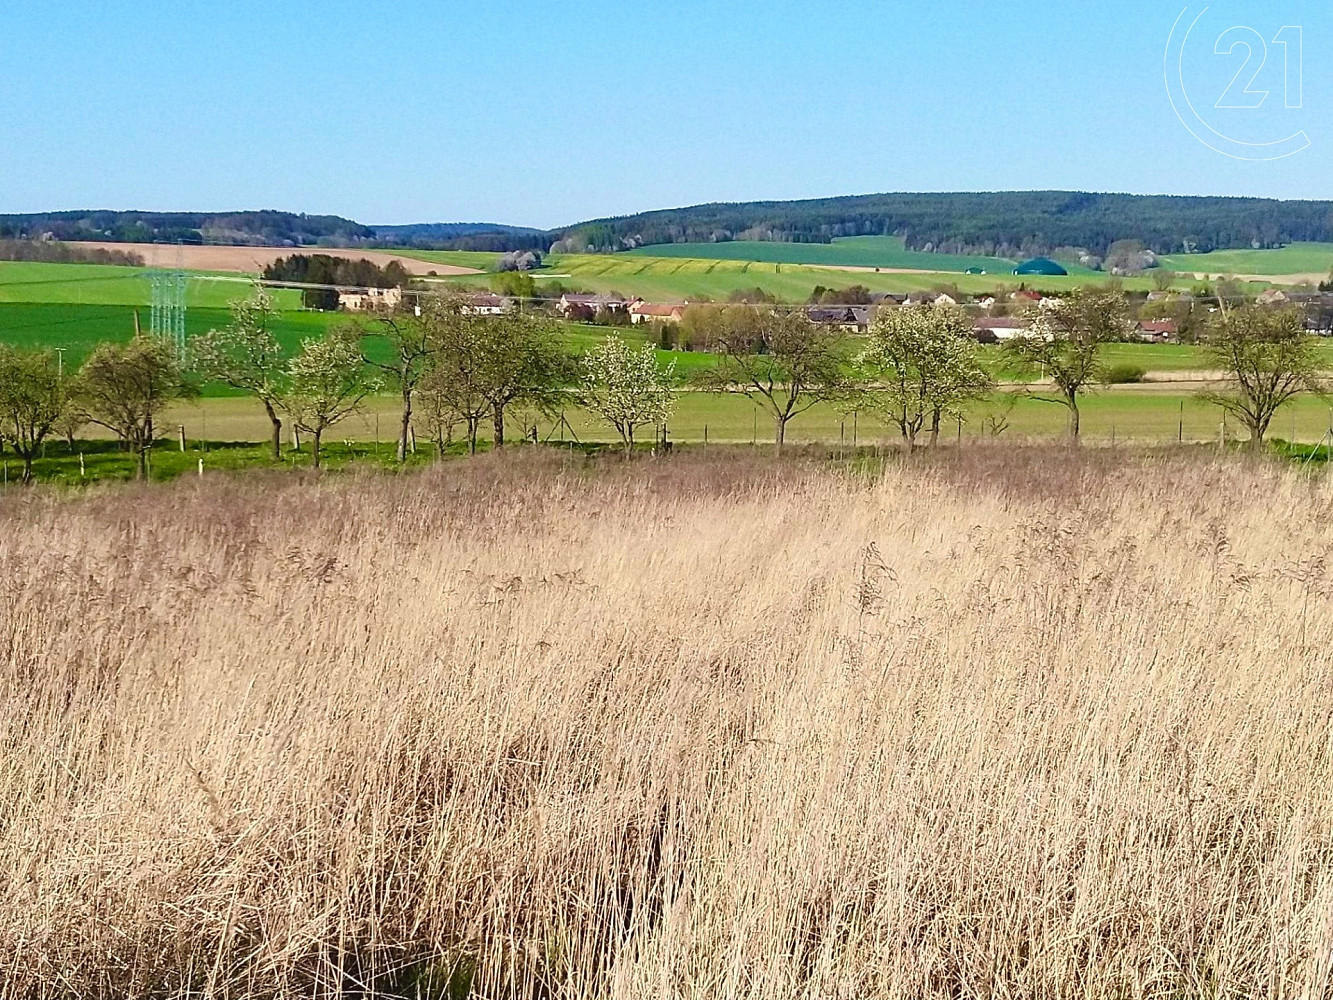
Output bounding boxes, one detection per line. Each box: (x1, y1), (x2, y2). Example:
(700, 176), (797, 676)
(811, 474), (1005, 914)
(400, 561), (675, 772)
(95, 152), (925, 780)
(1104, 363), (1146, 384)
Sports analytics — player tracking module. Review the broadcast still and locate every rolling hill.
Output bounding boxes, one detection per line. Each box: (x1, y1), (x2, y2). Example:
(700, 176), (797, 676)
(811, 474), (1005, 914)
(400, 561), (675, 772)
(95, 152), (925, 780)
(556, 192), (1333, 259)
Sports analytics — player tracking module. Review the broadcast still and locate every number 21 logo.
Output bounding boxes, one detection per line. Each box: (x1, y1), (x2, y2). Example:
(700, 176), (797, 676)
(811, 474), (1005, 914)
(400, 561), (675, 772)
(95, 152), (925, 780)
(1165, 7), (1311, 161)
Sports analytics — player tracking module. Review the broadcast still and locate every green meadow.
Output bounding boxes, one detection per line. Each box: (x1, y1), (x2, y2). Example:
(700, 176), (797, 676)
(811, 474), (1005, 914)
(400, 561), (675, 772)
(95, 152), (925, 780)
(1159, 242), (1333, 278)
(621, 235), (1023, 273)
(515, 253), (1203, 302)
(0, 260), (304, 309)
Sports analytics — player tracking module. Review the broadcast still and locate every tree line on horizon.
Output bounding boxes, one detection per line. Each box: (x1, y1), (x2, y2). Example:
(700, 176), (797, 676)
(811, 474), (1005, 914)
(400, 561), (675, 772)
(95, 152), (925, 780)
(7, 192), (1333, 261)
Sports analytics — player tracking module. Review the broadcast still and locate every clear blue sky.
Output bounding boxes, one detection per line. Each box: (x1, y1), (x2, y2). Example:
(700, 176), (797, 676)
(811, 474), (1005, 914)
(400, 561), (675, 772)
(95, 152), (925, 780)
(1, 0), (1328, 229)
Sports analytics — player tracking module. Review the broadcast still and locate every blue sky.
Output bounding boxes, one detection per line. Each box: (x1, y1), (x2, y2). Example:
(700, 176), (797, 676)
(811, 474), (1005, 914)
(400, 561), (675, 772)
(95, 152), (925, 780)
(0, 1), (1329, 228)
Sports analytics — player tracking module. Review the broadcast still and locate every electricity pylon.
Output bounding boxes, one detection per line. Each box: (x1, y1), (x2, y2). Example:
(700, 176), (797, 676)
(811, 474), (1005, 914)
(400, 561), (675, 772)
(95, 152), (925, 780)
(149, 269), (188, 358)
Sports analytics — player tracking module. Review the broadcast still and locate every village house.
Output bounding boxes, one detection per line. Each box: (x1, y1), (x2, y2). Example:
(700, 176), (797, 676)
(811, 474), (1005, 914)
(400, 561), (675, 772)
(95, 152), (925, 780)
(338, 286), (404, 313)
(557, 293), (626, 319)
(460, 292), (509, 316)
(1136, 320), (1179, 343)
(628, 302), (685, 324)
(972, 316), (1031, 342)
(807, 305), (871, 332)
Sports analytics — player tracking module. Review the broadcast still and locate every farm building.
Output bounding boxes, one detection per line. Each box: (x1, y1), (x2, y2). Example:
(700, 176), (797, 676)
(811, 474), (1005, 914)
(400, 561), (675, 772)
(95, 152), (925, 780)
(460, 292), (509, 315)
(1014, 258), (1068, 277)
(628, 302), (685, 324)
(807, 306), (870, 332)
(972, 317), (1031, 342)
(338, 286), (403, 313)
(557, 293), (627, 319)
(1136, 320), (1179, 343)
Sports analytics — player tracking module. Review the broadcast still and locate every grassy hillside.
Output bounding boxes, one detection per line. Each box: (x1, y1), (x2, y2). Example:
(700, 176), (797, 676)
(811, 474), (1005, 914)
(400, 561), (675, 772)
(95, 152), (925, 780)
(0, 261), (302, 309)
(1159, 242), (1333, 278)
(387, 249), (503, 272)
(0, 302), (341, 370)
(622, 236), (1021, 273)
(504, 253), (1224, 302)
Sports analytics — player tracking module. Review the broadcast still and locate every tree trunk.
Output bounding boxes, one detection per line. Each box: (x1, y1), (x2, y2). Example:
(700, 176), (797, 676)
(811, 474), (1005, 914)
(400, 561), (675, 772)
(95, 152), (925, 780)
(135, 440), (148, 480)
(1247, 418), (1266, 450)
(398, 389), (412, 462)
(930, 408), (942, 446)
(262, 400), (282, 462)
(624, 427), (635, 456)
(311, 429), (323, 469)
(774, 415), (786, 457)
(467, 417), (478, 455)
(21, 453), (33, 485)
(1066, 392), (1081, 441)
(492, 403), (504, 450)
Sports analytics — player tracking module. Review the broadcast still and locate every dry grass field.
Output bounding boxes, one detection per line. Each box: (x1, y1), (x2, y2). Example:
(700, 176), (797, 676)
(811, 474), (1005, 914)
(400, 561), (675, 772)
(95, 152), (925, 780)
(2, 448), (1333, 998)
(68, 242), (482, 276)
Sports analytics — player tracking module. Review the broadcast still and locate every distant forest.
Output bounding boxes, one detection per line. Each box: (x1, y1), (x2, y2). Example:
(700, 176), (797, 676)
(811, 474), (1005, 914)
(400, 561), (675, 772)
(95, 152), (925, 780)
(368, 222), (544, 250)
(0, 211), (375, 247)
(7, 192), (1333, 259)
(550, 192), (1333, 258)
(0, 239), (144, 266)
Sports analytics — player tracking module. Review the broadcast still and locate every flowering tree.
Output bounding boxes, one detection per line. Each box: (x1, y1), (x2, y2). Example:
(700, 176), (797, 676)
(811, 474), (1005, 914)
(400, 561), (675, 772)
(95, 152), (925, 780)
(580, 336), (675, 454)
(190, 286), (288, 460)
(287, 326), (376, 468)
(855, 304), (992, 451)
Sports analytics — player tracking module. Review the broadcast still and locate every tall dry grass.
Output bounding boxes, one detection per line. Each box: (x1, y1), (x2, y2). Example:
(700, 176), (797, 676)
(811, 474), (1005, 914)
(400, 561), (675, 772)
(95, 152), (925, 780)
(2, 448), (1333, 998)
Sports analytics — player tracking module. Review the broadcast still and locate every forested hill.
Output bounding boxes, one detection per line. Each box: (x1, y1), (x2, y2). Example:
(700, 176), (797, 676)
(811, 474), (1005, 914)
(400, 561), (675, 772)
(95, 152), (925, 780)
(8, 192), (1333, 257)
(0, 210), (375, 247)
(551, 191), (1333, 258)
(0, 211), (548, 252)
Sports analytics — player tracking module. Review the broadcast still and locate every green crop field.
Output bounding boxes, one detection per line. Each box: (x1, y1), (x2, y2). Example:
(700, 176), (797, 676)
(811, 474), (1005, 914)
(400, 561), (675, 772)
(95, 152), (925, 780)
(387, 249), (503, 272)
(480, 253), (1178, 303)
(621, 236), (1025, 274)
(0, 302), (345, 371)
(1159, 242), (1333, 278)
(0, 260), (304, 309)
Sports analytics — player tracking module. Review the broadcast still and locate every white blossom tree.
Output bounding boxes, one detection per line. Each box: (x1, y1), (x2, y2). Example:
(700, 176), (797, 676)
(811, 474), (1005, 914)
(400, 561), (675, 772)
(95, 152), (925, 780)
(287, 326), (376, 469)
(579, 336), (675, 455)
(854, 304), (993, 451)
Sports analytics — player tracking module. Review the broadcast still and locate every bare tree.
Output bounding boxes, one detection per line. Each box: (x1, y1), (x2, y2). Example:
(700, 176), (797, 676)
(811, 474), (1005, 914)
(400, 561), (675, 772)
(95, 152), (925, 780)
(696, 308), (849, 455)
(368, 299), (440, 462)
(287, 326), (376, 469)
(190, 286), (288, 460)
(1005, 289), (1130, 440)
(0, 346), (67, 483)
(79, 335), (193, 479)
(1200, 305), (1326, 450)
(580, 335), (676, 454)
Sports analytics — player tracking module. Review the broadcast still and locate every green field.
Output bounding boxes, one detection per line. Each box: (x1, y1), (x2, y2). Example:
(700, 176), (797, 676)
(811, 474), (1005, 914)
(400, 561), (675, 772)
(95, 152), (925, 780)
(621, 236), (1025, 274)
(387, 249), (503, 272)
(1159, 242), (1333, 278)
(485, 253), (1204, 303)
(0, 302), (345, 371)
(135, 386), (1333, 455)
(0, 261), (304, 309)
